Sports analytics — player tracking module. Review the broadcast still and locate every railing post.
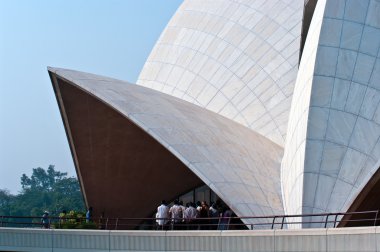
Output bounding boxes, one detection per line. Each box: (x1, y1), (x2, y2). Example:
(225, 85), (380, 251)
(281, 216), (285, 229)
(325, 214), (330, 228)
(374, 210), (379, 226)
(333, 214), (338, 228)
(105, 218), (109, 230)
(272, 216), (276, 229)
(115, 218), (119, 230)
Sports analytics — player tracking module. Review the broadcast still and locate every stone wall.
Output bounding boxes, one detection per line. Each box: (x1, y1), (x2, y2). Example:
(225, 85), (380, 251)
(1, 226), (380, 252)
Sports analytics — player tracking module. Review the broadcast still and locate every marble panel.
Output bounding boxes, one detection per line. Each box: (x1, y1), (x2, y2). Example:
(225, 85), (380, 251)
(356, 157), (377, 188)
(314, 174), (336, 211)
(304, 140), (324, 173)
(320, 141), (347, 177)
(371, 137), (380, 159)
(207, 92), (229, 113)
(344, 0), (370, 24)
(310, 75), (334, 107)
(315, 46), (339, 77)
(320, 18), (343, 47)
(324, 0), (345, 19)
(360, 26), (380, 57)
(366, 0), (380, 28)
(350, 117), (380, 154)
(345, 82), (366, 115)
(336, 49), (358, 80)
(302, 173), (319, 208)
(341, 21), (363, 51)
(327, 179), (354, 212)
(360, 87), (380, 120)
(369, 59), (380, 90)
(307, 107), (329, 140)
(326, 110), (356, 146)
(353, 53), (376, 84)
(339, 147), (367, 184)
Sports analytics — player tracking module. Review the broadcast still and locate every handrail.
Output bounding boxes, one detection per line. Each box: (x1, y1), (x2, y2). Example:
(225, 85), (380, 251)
(0, 210), (378, 230)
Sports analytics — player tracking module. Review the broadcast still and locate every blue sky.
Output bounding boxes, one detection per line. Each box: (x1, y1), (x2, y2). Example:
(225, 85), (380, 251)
(0, 0), (183, 194)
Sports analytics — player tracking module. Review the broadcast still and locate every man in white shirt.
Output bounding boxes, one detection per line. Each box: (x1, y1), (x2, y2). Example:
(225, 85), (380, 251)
(169, 199), (183, 230)
(184, 202), (198, 229)
(156, 200), (169, 230)
(179, 200), (186, 228)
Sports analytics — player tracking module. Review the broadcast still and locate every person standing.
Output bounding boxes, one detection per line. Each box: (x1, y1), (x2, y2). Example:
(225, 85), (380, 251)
(169, 199), (183, 230)
(184, 202), (197, 230)
(86, 207), (93, 223)
(209, 203), (219, 230)
(218, 206), (232, 230)
(156, 200), (170, 230)
(179, 201), (186, 229)
(199, 201), (209, 230)
(41, 211), (50, 229)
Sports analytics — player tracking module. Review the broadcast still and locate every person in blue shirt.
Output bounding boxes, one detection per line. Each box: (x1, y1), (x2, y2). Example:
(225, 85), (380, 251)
(86, 206), (93, 223)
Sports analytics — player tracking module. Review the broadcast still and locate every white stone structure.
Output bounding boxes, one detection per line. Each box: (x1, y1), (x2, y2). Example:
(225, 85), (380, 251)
(49, 67), (284, 222)
(49, 0), (380, 228)
(2, 227), (380, 252)
(138, 0), (304, 147)
(282, 0), (380, 226)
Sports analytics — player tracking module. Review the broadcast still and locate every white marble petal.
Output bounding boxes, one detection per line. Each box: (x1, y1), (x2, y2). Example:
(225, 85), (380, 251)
(49, 67), (285, 221)
(137, 0), (304, 146)
(282, 0), (380, 227)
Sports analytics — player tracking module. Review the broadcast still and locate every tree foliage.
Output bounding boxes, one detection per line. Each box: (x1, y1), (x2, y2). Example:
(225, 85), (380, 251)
(0, 165), (85, 217)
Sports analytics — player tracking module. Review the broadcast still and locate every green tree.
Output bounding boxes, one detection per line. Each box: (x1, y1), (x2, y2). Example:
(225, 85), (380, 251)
(21, 165), (67, 191)
(0, 189), (13, 216)
(1, 165), (84, 218)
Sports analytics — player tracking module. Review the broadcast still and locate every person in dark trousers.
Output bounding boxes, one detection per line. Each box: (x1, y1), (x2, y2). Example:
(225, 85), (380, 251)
(218, 206), (232, 230)
(199, 201), (210, 230)
(209, 203), (219, 230)
(86, 206), (93, 223)
(41, 211), (50, 229)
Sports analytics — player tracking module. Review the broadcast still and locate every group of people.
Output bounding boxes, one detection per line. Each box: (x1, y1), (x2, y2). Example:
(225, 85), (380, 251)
(40, 207), (93, 228)
(156, 199), (233, 230)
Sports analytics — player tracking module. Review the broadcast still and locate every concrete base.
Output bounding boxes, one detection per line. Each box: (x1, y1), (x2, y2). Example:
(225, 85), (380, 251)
(1, 226), (380, 251)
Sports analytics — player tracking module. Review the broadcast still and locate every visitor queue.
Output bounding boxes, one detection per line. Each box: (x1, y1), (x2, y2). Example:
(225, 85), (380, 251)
(155, 199), (233, 230)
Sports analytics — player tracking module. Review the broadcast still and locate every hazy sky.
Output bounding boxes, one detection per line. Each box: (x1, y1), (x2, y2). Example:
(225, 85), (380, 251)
(0, 0), (183, 194)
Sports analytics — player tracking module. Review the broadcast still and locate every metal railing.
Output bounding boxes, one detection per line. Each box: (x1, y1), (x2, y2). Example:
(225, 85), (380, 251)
(0, 210), (378, 230)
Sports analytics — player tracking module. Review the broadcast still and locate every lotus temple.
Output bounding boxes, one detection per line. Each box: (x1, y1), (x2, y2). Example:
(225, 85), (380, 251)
(48, 0), (380, 228)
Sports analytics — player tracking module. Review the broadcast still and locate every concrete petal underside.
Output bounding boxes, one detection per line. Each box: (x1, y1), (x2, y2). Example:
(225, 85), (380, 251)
(49, 67), (284, 223)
